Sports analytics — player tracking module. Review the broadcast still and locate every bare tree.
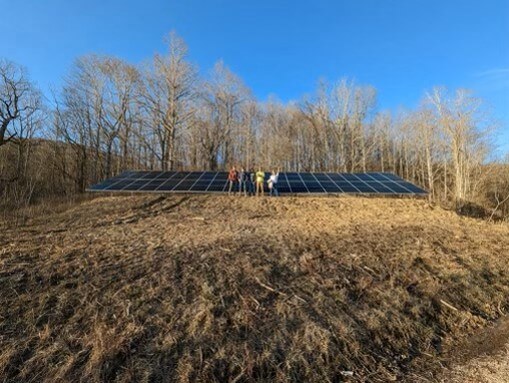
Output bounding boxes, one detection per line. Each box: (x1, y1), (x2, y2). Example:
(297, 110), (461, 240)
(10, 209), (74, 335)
(0, 59), (41, 148)
(139, 32), (197, 170)
(372, 112), (392, 172)
(427, 87), (490, 202)
(200, 61), (251, 169)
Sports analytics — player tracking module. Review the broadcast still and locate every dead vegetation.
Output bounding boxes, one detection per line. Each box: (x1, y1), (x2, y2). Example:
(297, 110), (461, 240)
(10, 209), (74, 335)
(1, 195), (509, 382)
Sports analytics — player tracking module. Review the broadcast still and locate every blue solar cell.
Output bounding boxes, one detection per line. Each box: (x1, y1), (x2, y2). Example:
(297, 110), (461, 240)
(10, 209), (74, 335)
(383, 183), (410, 193)
(338, 174), (359, 181)
(352, 173), (373, 181)
(200, 172), (216, 180)
(157, 182), (179, 191)
(191, 180), (212, 188)
(215, 172), (228, 179)
(313, 173), (331, 181)
(326, 173), (344, 181)
(307, 184), (325, 192)
(396, 182), (426, 193)
(207, 181), (227, 192)
(320, 182), (342, 192)
(183, 172), (203, 181)
(365, 173), (387, 180)
(355, 184), (377, 193)
(105, 181), (136, 190)
(277, 184), (291, 192)
(88, 182), (114, 190)
(158, 171), (175, 178)
(139, 172), (158, 179)
(124, 180), (150, 190)
(122, 172), (144, 179)
(368, 183), (394, 193)
(139, 181), (166, 190)
(275, 180), (289, 189)
(173, 181), (197, 190)
(335, 183), (359, 193)
(300, 173), (316, 181)
(380, 173), (402, 181)
(289, 185), (308, 193)
(351, 182), (377, 193)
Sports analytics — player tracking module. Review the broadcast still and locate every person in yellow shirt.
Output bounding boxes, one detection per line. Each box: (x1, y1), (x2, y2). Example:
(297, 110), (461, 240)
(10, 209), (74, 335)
(255, 168), (265, 196)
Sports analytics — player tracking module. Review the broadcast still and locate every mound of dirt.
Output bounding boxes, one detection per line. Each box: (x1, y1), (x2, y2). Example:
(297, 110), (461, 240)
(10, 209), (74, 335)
(1, 195), (508, 382)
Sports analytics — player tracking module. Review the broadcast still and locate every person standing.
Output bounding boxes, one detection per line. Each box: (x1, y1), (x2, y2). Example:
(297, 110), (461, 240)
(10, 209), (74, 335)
(228, 166), (238, 195)
(268, 169), (280, 197)
(248, 168), (256, 196)
(255, 168), (265, 196)
(238, 167), (247, 196)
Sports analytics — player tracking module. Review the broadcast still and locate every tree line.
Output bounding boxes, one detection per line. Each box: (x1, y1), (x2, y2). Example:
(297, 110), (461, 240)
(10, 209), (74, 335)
(1, 32), (508, 218)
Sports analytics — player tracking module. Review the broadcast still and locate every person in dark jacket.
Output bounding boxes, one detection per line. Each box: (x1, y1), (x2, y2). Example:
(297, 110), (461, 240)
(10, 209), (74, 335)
(238, 167), (248, 196)
(248, 168), (256, 196)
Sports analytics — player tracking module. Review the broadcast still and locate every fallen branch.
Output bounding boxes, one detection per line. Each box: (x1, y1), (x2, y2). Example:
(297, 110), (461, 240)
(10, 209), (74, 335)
(440, 299), (459, 312)
(489, 192), (509, 222)
(254, 277), (287, 296)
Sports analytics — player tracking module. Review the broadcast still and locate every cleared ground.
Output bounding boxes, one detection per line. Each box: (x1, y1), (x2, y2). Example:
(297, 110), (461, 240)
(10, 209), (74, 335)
(1, 195), (509, 382)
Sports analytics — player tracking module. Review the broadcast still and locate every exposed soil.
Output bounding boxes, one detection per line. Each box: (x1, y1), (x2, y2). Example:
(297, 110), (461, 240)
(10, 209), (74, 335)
(437, 317), (509, 382)
(1, 195), (509, 382)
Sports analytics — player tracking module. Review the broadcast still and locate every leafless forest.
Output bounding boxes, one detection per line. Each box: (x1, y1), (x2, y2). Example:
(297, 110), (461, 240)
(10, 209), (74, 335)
(1, 33), (508, 218)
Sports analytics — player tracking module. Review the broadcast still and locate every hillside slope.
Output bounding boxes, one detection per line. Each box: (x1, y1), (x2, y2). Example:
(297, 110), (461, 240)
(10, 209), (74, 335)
(1, 195), (509, 382)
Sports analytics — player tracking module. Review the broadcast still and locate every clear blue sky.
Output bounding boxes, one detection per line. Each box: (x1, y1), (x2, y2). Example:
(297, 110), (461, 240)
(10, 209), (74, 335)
(1, 0), (508, 155)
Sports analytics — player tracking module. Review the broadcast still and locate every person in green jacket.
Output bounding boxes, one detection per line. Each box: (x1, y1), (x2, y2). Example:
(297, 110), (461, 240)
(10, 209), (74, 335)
(255, 168), (265, 196)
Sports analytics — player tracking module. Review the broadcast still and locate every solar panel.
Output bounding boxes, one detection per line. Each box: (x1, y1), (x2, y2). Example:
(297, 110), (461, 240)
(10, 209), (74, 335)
(87, 171), (427, 196)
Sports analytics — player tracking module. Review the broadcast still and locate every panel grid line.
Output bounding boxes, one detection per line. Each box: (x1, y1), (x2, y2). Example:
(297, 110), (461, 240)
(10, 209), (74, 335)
(351, 174), (379, 193)
(171, 172), (193, 191)
(310, 173), (327, 193)
(205, 172), (220, 192)
(363, 173), (395, 194)
(155, 171), (179, 191)
(364, 173), (399, 194)
(378, 173), (416, 194)
(324, 173), (345, 193)
(342, 175), (362, 193)
(109, 176), (142, 192)
(189, 171), (207, 190)
(132, 173), (163, 191)
(283, 172), (293, 193)
(101, 178), (126, 191)
(297, 172), (310, 193)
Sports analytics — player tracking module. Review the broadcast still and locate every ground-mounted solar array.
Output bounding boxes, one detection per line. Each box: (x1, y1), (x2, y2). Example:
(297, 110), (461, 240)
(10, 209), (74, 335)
(87, 171), (427, 195)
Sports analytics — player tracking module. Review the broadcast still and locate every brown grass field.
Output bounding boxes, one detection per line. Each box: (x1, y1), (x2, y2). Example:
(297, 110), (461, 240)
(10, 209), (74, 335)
(1, 195), (509, 382)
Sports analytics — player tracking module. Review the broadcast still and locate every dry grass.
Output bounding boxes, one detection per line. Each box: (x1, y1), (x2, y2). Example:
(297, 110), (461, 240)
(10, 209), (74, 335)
(1, 194), (509, 382)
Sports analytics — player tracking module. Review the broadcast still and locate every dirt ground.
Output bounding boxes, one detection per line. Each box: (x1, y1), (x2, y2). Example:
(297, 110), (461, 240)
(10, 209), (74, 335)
(438, 317), (509, 382)
(1, 194), (509, 382)
(445, 349), (509, 382)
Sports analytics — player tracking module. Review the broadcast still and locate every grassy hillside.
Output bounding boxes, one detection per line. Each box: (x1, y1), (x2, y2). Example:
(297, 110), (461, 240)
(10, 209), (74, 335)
(1, 195), (509, 382)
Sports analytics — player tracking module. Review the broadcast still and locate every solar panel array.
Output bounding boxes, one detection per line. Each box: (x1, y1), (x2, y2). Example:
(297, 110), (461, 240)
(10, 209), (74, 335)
(87, 171), (427, 195)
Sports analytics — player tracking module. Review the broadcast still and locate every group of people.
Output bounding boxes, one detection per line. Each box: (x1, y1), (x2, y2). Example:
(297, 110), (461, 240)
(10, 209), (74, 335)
(227, 167), (280, 197)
